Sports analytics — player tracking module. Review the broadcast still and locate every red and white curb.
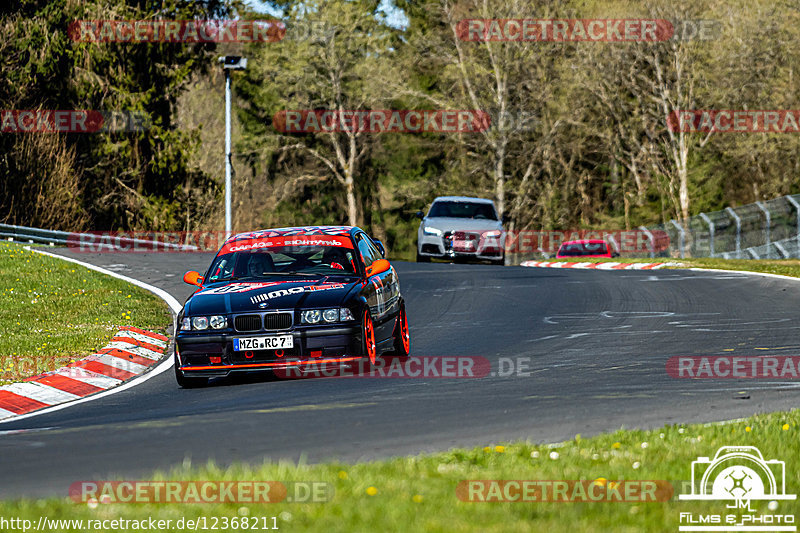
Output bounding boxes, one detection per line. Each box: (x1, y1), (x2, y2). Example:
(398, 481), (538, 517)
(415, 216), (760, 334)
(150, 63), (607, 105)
(520, 260), (676, 270)
(0, 326), (168, 421)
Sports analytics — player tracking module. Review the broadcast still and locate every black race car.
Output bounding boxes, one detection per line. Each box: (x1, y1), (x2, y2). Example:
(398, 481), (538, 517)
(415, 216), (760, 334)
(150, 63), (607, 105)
(174, 226), (410, 387)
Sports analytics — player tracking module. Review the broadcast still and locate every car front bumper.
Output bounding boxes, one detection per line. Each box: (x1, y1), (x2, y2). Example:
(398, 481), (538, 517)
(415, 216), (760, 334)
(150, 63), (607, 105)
(176, 325), (361, 377)
(418, 231), (504, 260)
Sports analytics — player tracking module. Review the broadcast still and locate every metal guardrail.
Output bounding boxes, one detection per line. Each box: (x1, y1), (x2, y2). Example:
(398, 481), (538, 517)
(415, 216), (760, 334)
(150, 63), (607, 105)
(646, 194), (800, 259)
(0, 223), (197, 251)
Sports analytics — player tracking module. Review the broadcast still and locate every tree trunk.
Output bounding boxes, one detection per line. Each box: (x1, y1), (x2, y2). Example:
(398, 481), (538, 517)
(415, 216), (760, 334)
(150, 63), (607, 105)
(495, 148), (505, 216)
(345, 173), (357, 227)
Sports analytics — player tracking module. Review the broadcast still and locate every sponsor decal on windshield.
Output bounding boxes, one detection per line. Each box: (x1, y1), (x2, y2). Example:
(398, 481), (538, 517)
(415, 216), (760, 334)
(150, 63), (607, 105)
(237, 227), (353, 239)
(220, 235), (353, 254)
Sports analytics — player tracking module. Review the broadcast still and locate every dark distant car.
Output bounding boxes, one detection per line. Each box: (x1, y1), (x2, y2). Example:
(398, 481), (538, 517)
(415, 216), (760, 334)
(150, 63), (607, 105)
(174, 226), (410, 387)
(556, 239), (618, 259)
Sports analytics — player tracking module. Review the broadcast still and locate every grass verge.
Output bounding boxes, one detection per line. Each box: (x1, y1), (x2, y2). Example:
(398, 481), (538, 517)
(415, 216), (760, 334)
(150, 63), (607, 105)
(0, 242), (171, 384)
(0, 412), (796, 532)
(523, 255), (800, 278)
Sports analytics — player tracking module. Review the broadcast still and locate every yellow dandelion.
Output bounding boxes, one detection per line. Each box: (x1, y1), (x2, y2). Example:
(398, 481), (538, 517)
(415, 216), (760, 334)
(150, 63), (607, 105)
(745, 426), (752, 432)
(366, 486), (377, 496)
(782, 424), (790, 431)
(612, 442), (621, 449)
(338, 471), (348, 480)
(495, 445), (505, 453)
(412, 494), (423, 503)
(483, 446), (491, 453)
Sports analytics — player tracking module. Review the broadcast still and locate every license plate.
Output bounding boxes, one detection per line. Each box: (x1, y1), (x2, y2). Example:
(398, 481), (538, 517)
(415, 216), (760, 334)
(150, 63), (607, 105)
(233, 335), (293, 351)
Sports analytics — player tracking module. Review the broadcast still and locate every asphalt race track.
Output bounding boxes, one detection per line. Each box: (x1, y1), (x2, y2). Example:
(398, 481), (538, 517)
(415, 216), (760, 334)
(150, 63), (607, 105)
(2, 251), (800, 498)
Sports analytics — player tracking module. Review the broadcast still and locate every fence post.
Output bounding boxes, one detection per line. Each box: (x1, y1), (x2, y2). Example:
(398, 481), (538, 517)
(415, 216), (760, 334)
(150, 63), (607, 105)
(699, 213), (715, 257)
(638, 226), (655, 258)
(755, 201), (771, 249)
(606, 234), (620, 256)
(787, 195), (800, 257)
(725, 207), (742, 259)
(669, 220), (686, 258)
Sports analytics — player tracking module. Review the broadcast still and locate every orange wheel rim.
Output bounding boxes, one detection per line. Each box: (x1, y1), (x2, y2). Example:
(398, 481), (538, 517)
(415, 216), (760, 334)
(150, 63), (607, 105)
(400, 307), (410, 354)
(364, 310), (376, 364)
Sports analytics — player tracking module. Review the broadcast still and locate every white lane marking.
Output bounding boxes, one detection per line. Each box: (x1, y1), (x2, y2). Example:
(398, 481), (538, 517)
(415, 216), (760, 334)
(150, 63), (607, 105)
(0, 248), (181, 425)
(54, 367), (122, 389)
(0, 408), (19, 419)
(102, 341), (163, 360)
(114, 330), (167, 348)
(1, 382), (81, 405)
(595, 262), (621, 270)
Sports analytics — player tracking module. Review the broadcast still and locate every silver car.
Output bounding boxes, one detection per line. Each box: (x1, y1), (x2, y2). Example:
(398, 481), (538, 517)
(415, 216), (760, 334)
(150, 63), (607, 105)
(415, 196), (505, 265)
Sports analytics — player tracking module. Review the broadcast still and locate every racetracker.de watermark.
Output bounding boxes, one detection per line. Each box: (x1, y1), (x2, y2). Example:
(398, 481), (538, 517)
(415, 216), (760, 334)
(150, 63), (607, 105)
(68, 20), (285, 43)
(273, 110), (491, 133)
(456, 19), (720, 42)
(0, 111), (150, 133)
(667, 356), (800, 379)
(456, 480), (674, 502)
(668, 110), (800, 133)
(69, 481), (332, 504)
(275, 356), (491, 379)
(67, 231), (227, 252)
(472, 229), (669, 255)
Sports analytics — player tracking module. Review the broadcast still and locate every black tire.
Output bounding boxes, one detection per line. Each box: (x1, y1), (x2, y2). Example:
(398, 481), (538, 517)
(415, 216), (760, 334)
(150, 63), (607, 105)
(174, 356), (208, 388)
(491, 257), (505, 266)
(416, 250), (430, 262)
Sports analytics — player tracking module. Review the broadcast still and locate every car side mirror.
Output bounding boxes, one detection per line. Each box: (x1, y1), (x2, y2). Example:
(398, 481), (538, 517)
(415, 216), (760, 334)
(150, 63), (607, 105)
(365, 259), (390, 277)
(414, 210), (424, 220)
(183, 271), (204, 287)
(372, 239), (386, 257)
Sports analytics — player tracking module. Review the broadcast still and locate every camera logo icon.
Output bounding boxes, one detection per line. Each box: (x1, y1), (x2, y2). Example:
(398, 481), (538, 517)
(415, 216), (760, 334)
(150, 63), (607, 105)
(679, 446), (795, 503)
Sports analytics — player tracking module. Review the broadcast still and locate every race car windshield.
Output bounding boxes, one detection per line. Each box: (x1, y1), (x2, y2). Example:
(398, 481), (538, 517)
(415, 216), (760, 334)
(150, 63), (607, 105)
(428, 201), (498, 220)
(558, 242), (609, 256)
(206, 244), (359, 282)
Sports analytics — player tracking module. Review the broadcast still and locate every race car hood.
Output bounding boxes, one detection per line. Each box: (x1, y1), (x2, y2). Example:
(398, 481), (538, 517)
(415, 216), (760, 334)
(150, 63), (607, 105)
(421, 217), (503, 233)
(184, 278), (359, 315)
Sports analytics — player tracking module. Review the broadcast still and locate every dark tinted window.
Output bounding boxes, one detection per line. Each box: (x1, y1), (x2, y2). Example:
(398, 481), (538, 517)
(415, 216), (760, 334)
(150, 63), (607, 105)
(428, 201), (497, 220)
(356, 234), (380, 266)
(206, 242), (358, 281)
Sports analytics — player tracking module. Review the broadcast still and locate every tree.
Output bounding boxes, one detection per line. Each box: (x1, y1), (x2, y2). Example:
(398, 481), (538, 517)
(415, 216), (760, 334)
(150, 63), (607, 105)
(238, 0), (399, 227)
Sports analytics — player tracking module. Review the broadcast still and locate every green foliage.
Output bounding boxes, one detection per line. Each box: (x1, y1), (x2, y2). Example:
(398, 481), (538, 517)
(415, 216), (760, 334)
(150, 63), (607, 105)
(6, 0), (800, 258)
(0, 0), (233, 231)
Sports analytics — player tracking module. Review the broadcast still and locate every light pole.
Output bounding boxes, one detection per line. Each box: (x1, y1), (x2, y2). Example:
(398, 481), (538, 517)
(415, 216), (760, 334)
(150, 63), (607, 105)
(219, 55), (247, 238)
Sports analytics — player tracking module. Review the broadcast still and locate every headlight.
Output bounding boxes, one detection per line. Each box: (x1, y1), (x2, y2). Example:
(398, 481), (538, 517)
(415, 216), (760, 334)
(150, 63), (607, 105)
(423, 226), (442, 236)
(192, 316), (209, 330)
(209, 315), (227, 329)
(301, 308), (355, 324)
(301, 310), (321, 324)
(180, 317), (191, 331)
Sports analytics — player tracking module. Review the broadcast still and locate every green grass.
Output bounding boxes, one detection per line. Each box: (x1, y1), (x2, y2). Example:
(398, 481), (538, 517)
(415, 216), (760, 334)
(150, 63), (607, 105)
(0, 242), (171, 384)
(0, 413), (797, 532)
